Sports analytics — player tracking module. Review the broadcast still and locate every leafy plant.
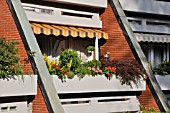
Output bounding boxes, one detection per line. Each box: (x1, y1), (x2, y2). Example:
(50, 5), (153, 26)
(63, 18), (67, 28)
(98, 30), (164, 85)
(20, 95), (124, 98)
(67, 71), (75, 79)
(0, 38), (23, 79)
(59, 49), (81, 71)
(154, 61), (170, 75)
(75, 66), (91, 78)
(101, 58), (145, 87)
(83, 60), (101, 68)
(140, 104), (159, 113)
(86, 46), (95, 51)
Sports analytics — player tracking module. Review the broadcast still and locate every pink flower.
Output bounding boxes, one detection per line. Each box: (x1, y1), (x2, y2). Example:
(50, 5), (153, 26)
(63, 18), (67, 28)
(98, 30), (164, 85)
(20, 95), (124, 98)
(91, 68), (95, 71)
(98, 70), (102, 73)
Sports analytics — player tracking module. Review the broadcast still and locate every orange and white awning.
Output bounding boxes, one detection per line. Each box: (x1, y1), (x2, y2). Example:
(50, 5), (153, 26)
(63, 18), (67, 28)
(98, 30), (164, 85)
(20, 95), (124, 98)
(30, 23), (108, 39)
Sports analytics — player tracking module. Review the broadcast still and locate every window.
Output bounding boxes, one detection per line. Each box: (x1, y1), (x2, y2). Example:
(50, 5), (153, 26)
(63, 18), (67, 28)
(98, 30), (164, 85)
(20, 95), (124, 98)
(140, 43), (169, 68)
(36, 35), (94, 62)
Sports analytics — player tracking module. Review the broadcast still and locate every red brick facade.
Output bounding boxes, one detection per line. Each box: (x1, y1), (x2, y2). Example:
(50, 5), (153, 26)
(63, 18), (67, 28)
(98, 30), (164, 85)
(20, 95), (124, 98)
(32, 86), (49, 113)
(0, 0), (32, 74)
(100, 3), (160, 111)
(1, 0), (160, 112)
(0, 1), (48, 113)
(138, 84), (160, 111)
(100, 3), (134, 59)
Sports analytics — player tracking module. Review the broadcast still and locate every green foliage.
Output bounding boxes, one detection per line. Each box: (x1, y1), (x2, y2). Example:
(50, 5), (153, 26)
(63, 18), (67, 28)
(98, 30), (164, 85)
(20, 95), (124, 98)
(154, 61), (170, 75)
(59, 49), (81, 71)
(140, 104), (159, 113)
(0, 38), (23, 78)
(86, 46), (95, 51)
(75, 66), (91, 78)
(67, 71), (75, 79)
(83, 60), (101, 68)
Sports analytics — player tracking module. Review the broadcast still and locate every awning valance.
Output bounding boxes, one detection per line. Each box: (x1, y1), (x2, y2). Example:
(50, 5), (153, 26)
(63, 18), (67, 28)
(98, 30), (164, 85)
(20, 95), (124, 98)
(135, 33), (170, 43)
(30, 23), (108, 39)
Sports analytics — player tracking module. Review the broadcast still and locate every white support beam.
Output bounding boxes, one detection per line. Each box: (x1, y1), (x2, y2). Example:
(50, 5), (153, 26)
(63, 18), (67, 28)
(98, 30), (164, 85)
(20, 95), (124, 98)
(95, 37), (99, 60)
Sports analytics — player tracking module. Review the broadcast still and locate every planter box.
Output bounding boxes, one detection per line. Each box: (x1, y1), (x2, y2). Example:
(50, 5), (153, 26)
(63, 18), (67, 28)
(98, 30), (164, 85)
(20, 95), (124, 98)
(0, 75), (37, 97)
(53, 75), (146, 94)
(155, 74), (170, 90)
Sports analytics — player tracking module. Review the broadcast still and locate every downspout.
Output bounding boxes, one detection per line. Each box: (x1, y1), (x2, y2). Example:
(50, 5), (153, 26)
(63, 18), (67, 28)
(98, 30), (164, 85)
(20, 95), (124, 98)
(109, 0), (169, 112)
(6, 0), (65, 113)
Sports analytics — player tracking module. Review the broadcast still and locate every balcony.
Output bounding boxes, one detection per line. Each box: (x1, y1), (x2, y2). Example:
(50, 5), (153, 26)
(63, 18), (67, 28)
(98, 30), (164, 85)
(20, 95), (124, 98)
(53, 75), (146, 94)
(0, 75), (37, 97)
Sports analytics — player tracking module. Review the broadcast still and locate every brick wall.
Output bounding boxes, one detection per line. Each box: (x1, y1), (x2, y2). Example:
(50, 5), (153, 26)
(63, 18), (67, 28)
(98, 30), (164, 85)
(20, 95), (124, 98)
(1, 0), (160, 112)
(100, 3), (160, 112)
(138, 84), (160, 111)
(0, 0), (32, 74)
(32, 86), (49, 113)
(0, 0), (49, 113)
(100, 3), (134, 59)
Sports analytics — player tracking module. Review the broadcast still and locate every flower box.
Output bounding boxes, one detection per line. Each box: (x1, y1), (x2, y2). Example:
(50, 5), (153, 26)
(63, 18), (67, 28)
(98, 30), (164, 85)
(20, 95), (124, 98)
(52, 75), (146, 94)
(155, 74), (170, 90)
(0, 75), (37, 97)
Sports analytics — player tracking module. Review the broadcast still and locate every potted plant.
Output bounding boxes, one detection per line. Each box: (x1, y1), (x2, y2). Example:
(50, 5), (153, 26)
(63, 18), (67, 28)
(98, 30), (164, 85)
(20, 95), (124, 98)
(154, 61), (170, 91)
(0, 38), (37, 97)
(44, 52), (145, 93)
(86, 45), (95, 53)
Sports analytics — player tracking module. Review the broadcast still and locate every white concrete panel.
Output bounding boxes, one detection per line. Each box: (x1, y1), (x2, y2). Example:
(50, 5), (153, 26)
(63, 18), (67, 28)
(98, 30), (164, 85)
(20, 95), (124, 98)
(23, 3), (102, 28)
(0, 101), (28, 113)
(0, 75), (37, 97)
(53, 75), (146, 94)
(120, 0), (170, 15)
(155, 75), (170, 90)
(61, 96), (140, 113)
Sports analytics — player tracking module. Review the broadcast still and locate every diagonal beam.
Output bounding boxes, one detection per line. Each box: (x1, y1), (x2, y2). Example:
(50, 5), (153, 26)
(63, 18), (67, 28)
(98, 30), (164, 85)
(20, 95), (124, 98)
(109, 0), (170, 112)
(6, 0), (65, 113)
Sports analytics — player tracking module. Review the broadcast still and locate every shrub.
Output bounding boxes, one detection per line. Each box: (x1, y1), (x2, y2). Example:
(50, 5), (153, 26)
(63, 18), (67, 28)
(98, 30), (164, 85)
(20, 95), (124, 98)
(101, 58), (145, 86)
(83, 60), (101, 68)
(86, 46), (95, 51)
(75, 66), (91, 78)
(59, 49), (81, 71)
(0, 38), (23, 79)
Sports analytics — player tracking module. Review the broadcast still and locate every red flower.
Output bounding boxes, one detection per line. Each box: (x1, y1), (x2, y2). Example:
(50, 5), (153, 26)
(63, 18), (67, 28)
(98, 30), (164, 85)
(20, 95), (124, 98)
(107, 66), (111, 70)
(57, 67), (61, 70)
(111, 68), (115, 73)
(66, 72), (68, 76)
(52, 63), (57, 68)
(107, 73), (111, 77)
(62, 70), (67, 73)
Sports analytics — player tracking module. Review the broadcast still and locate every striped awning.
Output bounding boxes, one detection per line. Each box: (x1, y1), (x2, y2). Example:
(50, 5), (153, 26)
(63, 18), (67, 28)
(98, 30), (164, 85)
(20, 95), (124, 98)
(30, 23), (108, 39)
(135, 33), (170, 43)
